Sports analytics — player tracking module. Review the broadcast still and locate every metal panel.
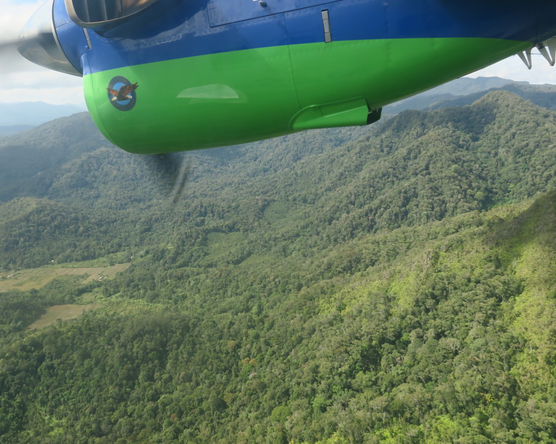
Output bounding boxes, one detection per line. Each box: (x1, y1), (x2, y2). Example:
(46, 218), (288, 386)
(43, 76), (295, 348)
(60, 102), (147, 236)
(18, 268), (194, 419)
(208, 0), (338, 27)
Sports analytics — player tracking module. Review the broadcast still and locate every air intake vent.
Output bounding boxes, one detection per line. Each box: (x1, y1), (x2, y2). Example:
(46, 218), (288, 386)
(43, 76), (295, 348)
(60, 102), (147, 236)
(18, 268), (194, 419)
(65, 0), (158, 28)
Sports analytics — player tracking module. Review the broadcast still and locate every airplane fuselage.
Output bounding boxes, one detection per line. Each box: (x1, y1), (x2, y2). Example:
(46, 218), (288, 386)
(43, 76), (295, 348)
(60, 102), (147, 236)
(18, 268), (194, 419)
(51, 0), (556, 153)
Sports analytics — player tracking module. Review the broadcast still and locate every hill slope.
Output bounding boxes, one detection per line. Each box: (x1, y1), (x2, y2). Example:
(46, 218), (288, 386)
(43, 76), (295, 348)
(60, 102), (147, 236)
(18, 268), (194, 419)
(2, 91), (556, 269)
(385, 79), (556, 114)
(1, 191), (556, 442)
(1, 91), (556, 442)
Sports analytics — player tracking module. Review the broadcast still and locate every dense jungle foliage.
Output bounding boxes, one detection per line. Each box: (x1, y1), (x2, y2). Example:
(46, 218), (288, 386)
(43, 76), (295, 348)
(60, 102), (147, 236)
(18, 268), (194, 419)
(1, 90), (556, 442)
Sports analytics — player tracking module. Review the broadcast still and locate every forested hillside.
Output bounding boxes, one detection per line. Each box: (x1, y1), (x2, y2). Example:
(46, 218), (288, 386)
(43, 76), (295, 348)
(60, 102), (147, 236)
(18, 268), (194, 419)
(385, 80), (556, 114)
(1, 91), (556, 442)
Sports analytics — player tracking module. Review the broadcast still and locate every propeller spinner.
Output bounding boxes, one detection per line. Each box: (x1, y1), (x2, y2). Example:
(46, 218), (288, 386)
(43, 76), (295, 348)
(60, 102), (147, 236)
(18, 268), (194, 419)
(17, 0), (80, 76)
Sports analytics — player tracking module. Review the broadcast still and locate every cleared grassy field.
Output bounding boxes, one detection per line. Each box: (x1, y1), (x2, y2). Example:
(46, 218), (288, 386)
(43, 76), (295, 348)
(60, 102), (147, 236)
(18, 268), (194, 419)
(28, 304), (95, 330)
(0, 263), (130, 292)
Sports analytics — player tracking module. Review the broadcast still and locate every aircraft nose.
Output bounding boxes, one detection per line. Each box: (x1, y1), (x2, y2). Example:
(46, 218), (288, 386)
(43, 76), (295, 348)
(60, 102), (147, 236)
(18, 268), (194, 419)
(18, 0), (80, 76)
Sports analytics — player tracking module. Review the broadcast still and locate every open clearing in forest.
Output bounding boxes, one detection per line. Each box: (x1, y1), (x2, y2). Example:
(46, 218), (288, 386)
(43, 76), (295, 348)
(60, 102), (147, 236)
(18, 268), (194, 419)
(28, 304), (95, 330)
(0, 263), (130, 292)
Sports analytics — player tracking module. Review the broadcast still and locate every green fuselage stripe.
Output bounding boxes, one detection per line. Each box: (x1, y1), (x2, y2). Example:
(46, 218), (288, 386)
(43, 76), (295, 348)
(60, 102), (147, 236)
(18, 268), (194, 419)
(84, 38), (528, 154)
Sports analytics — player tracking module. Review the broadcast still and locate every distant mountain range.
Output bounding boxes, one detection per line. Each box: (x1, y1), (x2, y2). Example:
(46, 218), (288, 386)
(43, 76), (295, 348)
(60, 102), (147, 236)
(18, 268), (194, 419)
(384, 76), (556, 114)
(419, 76), (518, 96)
(0, 102), (86, 136)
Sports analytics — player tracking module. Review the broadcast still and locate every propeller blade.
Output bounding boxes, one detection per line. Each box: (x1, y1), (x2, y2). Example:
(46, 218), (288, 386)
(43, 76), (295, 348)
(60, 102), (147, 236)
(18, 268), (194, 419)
(138, 153), (192, 202)
(0, 40), (34, 75)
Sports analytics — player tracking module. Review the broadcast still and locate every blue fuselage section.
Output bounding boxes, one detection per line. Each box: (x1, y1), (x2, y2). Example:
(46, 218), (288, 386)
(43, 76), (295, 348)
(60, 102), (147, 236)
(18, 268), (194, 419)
(54, 0), (556, 76)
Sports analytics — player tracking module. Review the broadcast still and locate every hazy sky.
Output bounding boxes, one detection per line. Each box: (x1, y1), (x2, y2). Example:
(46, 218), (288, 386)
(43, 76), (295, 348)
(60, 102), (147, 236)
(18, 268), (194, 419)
(0, 0), (84, 106)
(2, 0), (556, 108)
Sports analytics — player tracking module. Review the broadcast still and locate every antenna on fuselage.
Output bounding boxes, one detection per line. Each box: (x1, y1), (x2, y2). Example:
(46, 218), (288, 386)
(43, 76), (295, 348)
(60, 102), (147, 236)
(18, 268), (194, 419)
(517, 37), (556, 69)
(537, 37), (556, 66)
(518, 48), (533, 69)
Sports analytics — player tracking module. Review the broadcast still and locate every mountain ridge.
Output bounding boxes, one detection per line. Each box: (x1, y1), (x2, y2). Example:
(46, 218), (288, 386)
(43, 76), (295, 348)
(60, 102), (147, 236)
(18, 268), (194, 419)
(1, 90), (555, 269)
(0, 102), (85, 127)
(1, 89), (556, 442)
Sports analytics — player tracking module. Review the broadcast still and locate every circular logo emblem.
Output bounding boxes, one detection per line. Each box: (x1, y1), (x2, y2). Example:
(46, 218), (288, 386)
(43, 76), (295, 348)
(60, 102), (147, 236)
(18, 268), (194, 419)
(106, 76), (138, 111)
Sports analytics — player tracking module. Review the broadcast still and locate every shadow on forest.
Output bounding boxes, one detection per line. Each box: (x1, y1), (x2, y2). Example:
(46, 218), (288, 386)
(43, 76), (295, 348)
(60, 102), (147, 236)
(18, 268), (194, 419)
(485, 189), (556, 262)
